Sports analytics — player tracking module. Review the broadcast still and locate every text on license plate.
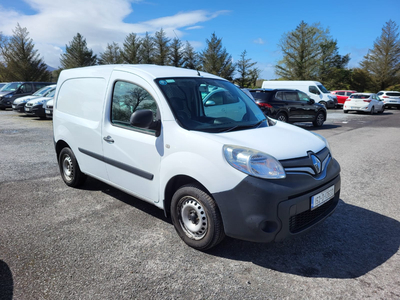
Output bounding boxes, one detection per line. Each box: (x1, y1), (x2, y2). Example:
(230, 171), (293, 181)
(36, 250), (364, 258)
(25, 108), (30, 111)
(45, 110), (50, 114)
(311, 185), (335, 210)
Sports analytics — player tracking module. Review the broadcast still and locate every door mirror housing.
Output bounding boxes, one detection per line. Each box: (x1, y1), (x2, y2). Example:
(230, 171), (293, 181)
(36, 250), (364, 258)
(130, 109), (161, 137)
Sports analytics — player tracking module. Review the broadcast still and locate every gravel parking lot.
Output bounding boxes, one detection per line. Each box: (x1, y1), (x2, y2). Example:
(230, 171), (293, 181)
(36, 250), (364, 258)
(1, 109), (399, 299)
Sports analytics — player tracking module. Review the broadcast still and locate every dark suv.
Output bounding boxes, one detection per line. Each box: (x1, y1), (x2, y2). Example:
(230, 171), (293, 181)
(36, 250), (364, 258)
(0, 82), (55, 110)
(249, 88), (327, 127)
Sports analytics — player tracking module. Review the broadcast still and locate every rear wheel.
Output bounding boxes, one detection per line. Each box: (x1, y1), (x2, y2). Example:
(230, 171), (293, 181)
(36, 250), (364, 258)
(275, 112), (288, 123)
(370, 106), (375, 115)
(313, 111), (325, 127)
(59, 147), (87, 187)
(343, 110), (348, 113)
(171, 184), (225, 250)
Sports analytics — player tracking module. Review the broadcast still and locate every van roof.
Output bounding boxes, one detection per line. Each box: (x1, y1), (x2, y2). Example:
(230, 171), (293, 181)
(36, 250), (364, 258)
(58, 64), (224, 81)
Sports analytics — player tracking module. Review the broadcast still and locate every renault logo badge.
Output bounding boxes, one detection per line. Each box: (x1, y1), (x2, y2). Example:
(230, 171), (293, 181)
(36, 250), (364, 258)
(311, 155), (321, 174)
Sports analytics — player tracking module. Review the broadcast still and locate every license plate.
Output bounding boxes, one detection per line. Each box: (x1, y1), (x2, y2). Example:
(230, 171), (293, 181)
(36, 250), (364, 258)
(25, 107), (31, 111)
(311, 185), (335, 210)
(45, 110), (50, 114)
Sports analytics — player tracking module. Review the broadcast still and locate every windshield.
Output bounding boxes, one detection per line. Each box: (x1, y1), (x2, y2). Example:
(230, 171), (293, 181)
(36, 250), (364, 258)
(47, 89), (56, 97)
(1, 82), (22, 92)
(317, 84), (329, 93)
(155, 77), (266, 133)
(33, 86), (54, 96)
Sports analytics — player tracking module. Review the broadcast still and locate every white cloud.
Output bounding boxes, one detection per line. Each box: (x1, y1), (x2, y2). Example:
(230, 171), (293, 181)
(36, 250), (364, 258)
(0, 1), (227, 68)
(254, 38), (265, 45)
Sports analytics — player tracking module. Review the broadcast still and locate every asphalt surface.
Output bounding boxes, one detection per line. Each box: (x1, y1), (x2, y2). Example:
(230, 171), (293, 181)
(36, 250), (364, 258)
(1, 108), (399, 299)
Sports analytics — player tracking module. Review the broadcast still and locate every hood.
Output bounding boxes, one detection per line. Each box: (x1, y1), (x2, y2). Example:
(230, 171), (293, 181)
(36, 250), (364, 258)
(13, 95), (39, 104)
(0, 91), (12, 97)
(194, 121), (326, 160)
(27, 96), (53, 105)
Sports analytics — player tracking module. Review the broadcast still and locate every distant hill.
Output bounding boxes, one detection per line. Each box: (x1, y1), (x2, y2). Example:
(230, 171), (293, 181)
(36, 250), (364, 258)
(46, 65), (56, 72)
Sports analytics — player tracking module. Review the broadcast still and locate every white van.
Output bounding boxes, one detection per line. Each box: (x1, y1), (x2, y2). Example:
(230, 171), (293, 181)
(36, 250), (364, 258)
(262, 81), (337, 108)
(53, 65), (341, 250)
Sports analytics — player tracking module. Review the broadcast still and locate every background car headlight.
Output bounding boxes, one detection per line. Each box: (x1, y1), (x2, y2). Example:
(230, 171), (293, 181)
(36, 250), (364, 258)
(223, 145), (285, 179)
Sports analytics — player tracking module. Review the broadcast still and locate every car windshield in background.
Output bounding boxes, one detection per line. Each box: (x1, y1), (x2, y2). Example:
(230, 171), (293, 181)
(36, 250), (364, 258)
(155, 77), (266, 133)
(1, 82), (22, 92)
(351, 94), (370, 99)
(317, 84), (330, 93)
(33, 86), (53, 96)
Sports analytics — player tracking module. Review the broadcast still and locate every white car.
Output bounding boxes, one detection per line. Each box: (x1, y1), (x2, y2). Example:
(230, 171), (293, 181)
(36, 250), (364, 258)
(53, 65), (341, 250)
(12, 84), (56, 113)
(343, 93), (385, 114)
(376, 91), (400, 109)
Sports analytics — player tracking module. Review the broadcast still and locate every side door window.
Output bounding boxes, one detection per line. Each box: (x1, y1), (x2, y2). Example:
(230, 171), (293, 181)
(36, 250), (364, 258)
(111, 81), (158, 134)
(309, 86), (320, 95)
(18, 83), (33, 94)
(297, 91), (310, 102)
(337, 91), (345, 96)
(284, 91), (299, 101)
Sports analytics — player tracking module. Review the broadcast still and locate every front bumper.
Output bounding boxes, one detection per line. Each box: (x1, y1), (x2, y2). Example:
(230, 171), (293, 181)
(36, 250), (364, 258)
(212, 157), (341, 243)
(26, 105), (46, 117)
(12, 103), (27, 112)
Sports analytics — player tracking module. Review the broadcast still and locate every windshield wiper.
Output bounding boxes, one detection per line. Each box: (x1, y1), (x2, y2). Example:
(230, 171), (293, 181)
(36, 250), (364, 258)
(218, 119), (266, 133)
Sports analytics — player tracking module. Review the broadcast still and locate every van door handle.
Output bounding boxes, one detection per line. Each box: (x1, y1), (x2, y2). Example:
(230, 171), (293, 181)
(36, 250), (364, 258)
(103, 136), (114, 144)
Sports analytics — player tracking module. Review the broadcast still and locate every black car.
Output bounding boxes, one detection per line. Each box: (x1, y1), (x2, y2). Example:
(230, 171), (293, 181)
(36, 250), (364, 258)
(249, 88), (327, 127)
(0, 82), (55, 110)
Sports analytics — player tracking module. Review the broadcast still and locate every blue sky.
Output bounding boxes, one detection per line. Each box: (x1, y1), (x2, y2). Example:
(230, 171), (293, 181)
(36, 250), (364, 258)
(0, 0), (399, 79)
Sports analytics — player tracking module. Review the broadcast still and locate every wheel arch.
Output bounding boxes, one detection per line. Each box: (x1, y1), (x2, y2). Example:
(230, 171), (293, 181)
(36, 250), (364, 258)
(55, 140), (71, 162)
(163, 175), (210, 218)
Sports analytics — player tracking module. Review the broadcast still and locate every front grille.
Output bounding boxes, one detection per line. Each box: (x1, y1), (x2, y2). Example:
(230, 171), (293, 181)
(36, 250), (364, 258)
(26, 103), (33, 107)
(289, 193), (338, 233)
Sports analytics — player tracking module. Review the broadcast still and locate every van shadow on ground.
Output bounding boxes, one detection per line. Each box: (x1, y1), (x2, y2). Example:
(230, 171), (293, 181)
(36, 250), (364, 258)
(0, 260), (13, 300)
(209, 200), (400, 279)
(80, 179), (399, 279)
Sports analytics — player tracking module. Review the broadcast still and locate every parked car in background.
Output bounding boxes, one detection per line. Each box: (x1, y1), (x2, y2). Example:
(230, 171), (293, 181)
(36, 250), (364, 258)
(12, 84), (56, 112)
(24, 89), (55, 119)
(0, 81), (55, 110)
(261, 80), (337, 108)
(376, 91), (400, 109)
(249, 88), (327, 127)
(330, 90), (357, 107)
(343, 93), (385, 114)
(0, 82), (8, 90)
(44, 99), (53, 119)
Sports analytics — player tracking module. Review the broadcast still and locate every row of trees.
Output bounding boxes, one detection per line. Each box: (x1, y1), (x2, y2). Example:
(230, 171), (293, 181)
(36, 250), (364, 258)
(1, 20), (400, 92)
(276, 20), (400, 92)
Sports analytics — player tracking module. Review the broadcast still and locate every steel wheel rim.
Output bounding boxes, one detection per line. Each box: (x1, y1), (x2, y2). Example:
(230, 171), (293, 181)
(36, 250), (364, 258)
(317, 114), (324, 125)
(62, 155), (73, 182)
(179, 196), (208, 240)
(277, 115), (286, 122)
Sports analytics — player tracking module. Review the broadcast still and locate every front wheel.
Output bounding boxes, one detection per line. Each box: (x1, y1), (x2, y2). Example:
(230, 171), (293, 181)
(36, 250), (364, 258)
(313, 111), (325, 127)
(171, 184), (225, 250)
(59, 147), (87, 187)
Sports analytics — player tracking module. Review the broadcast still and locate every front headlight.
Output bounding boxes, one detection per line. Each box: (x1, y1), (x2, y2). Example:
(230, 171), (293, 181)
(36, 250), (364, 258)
(223, 145), (286, 179)
(312, 132), (332, 154)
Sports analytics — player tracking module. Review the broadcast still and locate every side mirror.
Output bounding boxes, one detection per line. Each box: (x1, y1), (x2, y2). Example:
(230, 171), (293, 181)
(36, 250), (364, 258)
(204, 100), (216, 107)
(130, 109), (155, 128)
(130, 109), (161, 137)
(309, 99), (315, 104)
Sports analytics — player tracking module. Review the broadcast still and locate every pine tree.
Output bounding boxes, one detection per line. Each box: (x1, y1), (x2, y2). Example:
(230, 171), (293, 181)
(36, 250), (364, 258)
(360, 20), (400, 90)
(60, 33), (97, 69)
(140, 32), (155, 64)
(276, 21), (325, 80)
(201, 33), (235, 80)
(182, 41), (200, 70)
(153, 28), (170, 66)
(98, 42), (123, 64)
(235, 50), (258, 87)
(0, 24), (50, 81)
(169, 37), (183, 67)
(122, 33), (142, 64)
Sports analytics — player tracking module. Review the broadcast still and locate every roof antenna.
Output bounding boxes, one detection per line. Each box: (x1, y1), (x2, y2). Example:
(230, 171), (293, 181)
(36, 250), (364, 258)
(197, 69), (201, 76)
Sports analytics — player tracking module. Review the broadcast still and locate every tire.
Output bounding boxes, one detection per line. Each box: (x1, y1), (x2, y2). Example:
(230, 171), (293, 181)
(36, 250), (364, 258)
(379, 106), (385, 114)
(275, 112), (288, 123)
(313, 111), (325, 127)
(58, 147), (87, 187)
(171, 184), (225, 250)
(370, 106), (375, 115)
(343, 110), (348, 113)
